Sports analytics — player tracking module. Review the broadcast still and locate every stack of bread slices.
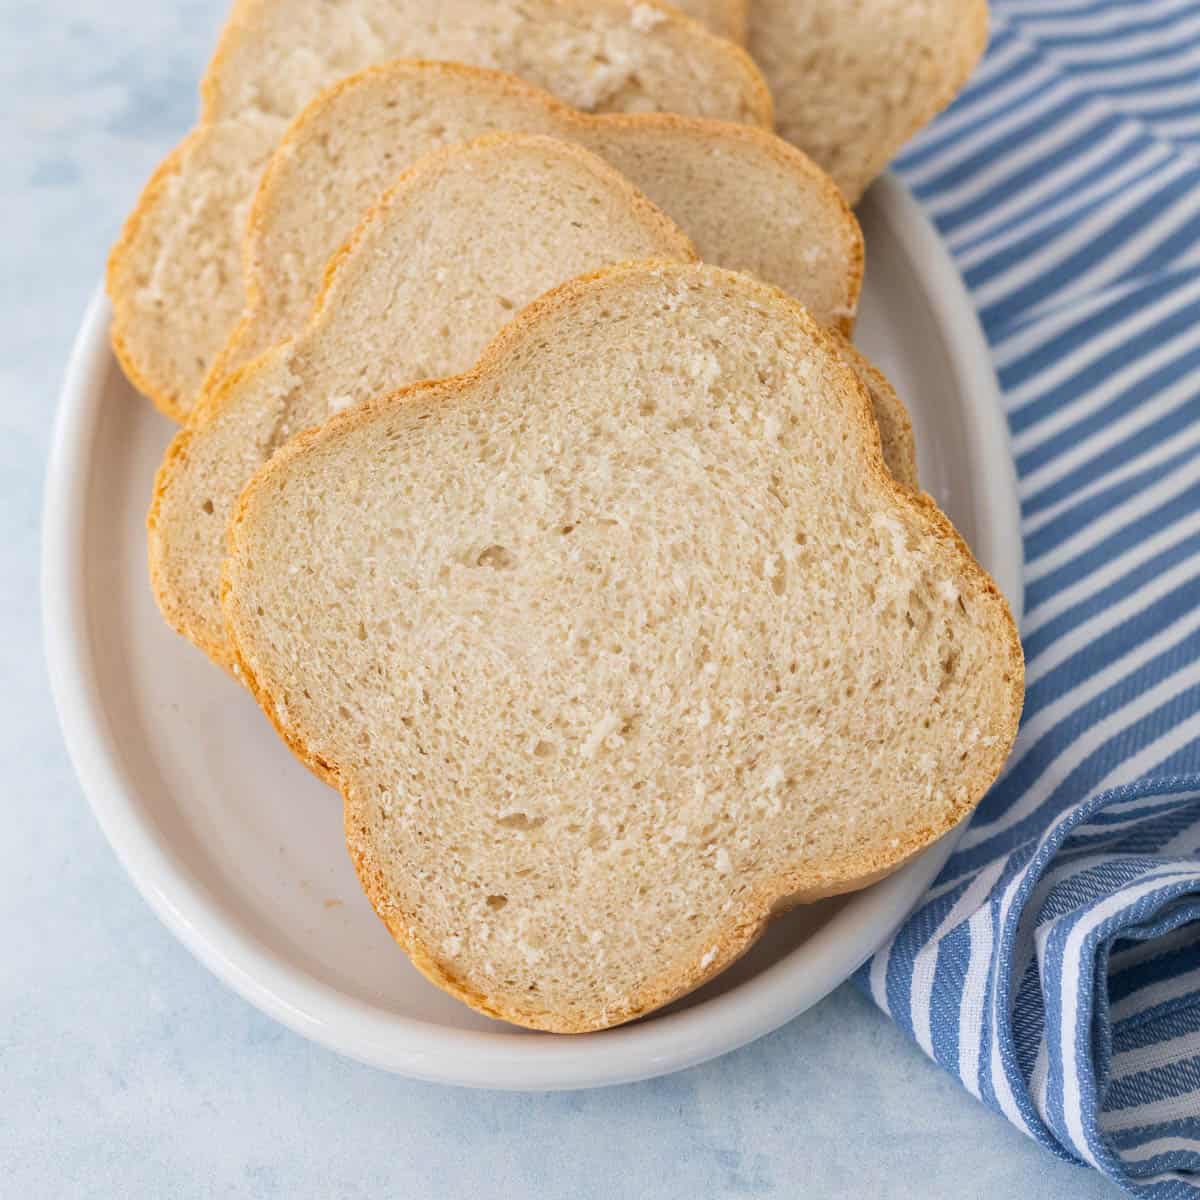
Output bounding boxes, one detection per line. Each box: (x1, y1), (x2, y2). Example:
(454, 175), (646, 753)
(110, 0), (1021, 1033)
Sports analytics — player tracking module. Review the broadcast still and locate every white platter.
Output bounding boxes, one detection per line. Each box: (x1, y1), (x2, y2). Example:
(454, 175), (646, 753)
(43, 175), (1022, 1091)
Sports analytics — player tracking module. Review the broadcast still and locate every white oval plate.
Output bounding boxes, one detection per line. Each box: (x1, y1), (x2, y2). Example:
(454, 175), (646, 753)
(44, 175), (1022, 1091)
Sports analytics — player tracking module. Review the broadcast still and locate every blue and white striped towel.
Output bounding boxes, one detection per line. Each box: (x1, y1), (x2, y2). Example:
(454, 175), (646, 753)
(856, 2), (1200, 1194)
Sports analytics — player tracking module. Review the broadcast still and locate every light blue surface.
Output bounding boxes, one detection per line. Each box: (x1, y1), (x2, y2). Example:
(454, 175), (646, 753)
(1, 3), (1123, 1196)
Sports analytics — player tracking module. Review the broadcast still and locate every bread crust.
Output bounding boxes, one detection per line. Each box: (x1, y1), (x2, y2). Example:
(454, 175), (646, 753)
(106, 0), (773, 420)
(202, 58), (860, 399)
(834, 336), (919, 489)
(148, 132), (698, 672)
(223, 262), (1024, 1033)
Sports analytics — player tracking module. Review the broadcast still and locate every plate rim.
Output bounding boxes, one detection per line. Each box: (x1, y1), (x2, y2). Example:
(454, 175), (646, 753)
(42, 173), (1022, 1091)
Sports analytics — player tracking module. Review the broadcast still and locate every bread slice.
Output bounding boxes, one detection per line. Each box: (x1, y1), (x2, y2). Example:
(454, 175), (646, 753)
(748, 0), (989, 201)
(222, 262), (1023, 1033)
(149, 134), (695, 667)
(207, 60), (861, 392)
(152, 130), (908, 674)
(106, 0), (771, 421)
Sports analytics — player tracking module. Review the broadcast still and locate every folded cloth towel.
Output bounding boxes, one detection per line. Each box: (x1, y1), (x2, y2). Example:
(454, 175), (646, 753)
(858, 3), (1200, 1195)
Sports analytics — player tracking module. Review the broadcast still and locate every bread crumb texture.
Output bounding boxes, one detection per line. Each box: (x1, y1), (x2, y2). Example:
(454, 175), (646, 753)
(748, 0), (989, 200)
(149, 133), (696, 668)
(219, 59), (857, 389)
(224, 263), (1024, 1033)
(106, 0), (770, 418)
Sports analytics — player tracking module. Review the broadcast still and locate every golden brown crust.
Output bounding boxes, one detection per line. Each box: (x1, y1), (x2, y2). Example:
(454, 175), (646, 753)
(146, 362), (268, 675)
(223, 261), (1024, 1033)
(198, 57), (857, 403)
(109, 1), (772, 415)
(106, 130), (206, 421)
(149, 132), (698, 676)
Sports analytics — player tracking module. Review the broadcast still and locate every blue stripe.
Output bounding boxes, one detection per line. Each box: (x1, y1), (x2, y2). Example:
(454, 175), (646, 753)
(861, 7), (1200, 1192)
(1022, 531), (1200, 662)
(953, 133), (1164, 263)
(1026, 434), (1200, 538)
(929, 112), (1124, 236)
(963, 687), (1200, 874)
(916, 93), (1102, 198)
(1025, 488), (1200, 611)
(1025, 445), (1200, 561)
(999, 269), (1200, 400)
(980, 166), (1200, 331)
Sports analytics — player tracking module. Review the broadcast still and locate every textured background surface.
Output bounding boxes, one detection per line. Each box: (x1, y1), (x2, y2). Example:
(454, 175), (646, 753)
(2, 2), (1121, 1195)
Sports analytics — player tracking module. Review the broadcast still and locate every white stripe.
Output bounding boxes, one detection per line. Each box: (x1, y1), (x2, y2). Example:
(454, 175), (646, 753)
(921, 98), (1108, 222)
(1154, 112), (1200, 139)
(1031, 1035), (1051, 1121)
(1102, 707), (1200, 797)
(1110, 919), (1200, 972)
(1011, 315), (1200, 457)
(958, 906), (994, 1098)
(991, 992), (1036, 1138)
(1096, 78), (1200, 116)
(997, 272), (1200, 403)
(1111, 966), (1200, 1024)
(1110, 1028), (1200, 1082)
(971, 156), (1196, 311)
(1007, 0), (1198, 30)
(1102, 1087), (1200, 1133)
(956, 140), (1170, 273)
(1006, 176), (1200, 321)
(910, 858), (1009, 1059)
(1061, 871), (1192, 1164)
(1098, 792), (1200, 819)
(1119, 1135), (1200, 1164)
(905, 75), (1082, 192)
(1129, 1167), (1198, 1186)
(1158, 820), (1200, 856)
(1024, 423), (1200, 536)
(961, 675), (1200, 849)
(1028, 16), (1200, 65)
(947, 124), (1151, 255)
(1024, 510), (1200, 633)
(1016, 59), (1200, 104)
(1024, 441), (1198, 579)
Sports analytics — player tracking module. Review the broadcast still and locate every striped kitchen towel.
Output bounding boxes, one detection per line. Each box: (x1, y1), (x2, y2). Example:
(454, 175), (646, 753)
(858, 2), (1200, 1195)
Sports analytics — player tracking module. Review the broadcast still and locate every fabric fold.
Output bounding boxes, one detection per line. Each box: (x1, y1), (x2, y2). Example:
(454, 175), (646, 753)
(859, 4), (1200, 1194)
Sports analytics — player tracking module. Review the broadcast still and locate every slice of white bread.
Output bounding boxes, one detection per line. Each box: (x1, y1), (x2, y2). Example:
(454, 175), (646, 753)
(748, 0), (989, 202)
(149, 135), (696, 667)
(208, 61), (861, 393)
(222, 262), (1023, 1032)
(106, 0), (771, 421)
(151, 134), (910, 674)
